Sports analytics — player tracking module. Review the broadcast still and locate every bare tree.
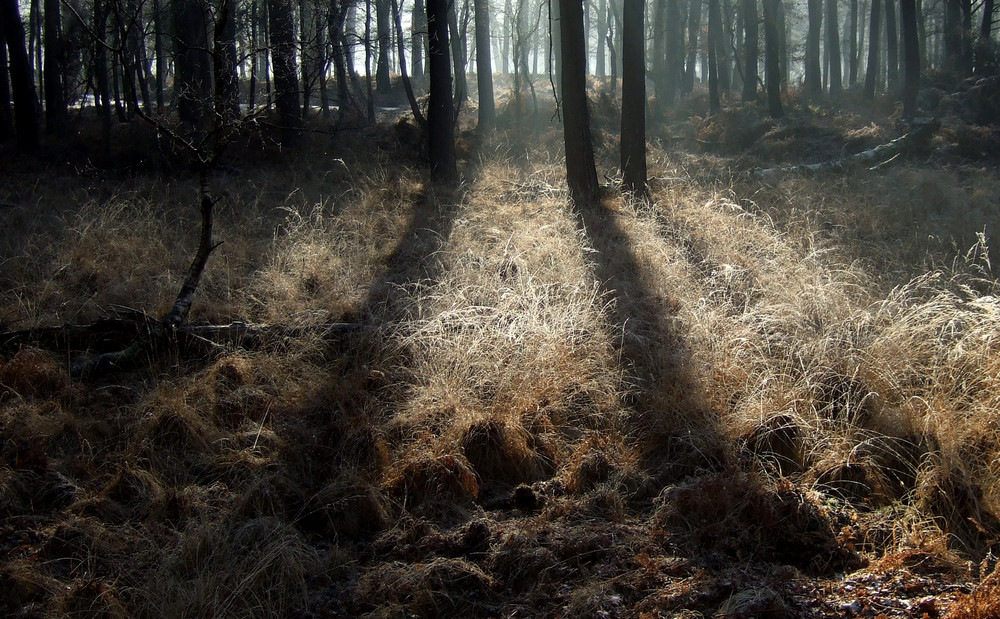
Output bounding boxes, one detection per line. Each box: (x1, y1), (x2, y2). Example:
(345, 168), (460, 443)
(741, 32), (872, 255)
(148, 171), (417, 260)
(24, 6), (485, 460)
(427, 0), (458, 183)
(742, 0), (759, 101)
(621, 0), (646, 195)
(900, 0), (919, 116)
(0, 0), (39, 151)
(708, 0), (723, 113)
(763, 0), (783, 116)
(560, 0), (598, 207)
(474, 0), (495, 130)
(864, 0), (881, 99)
(827, 0), (842, 94)
(269, 0), (302, 144)
(805, 0), (822, 96)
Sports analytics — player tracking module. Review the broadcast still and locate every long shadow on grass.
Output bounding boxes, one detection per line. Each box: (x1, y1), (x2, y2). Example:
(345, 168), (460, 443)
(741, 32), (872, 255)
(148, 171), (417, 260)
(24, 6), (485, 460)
(576, 195), (730, 483)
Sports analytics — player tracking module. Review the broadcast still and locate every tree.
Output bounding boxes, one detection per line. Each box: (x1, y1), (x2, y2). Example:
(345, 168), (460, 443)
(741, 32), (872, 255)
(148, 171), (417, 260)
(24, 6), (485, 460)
(763, 0), (783, 116)
(0, 13), (13, 141)
(742, 0), (759, 101)
(559, 0), (598, 207)
(826, 0), (842, 95)
(474, 0), (495, 130)
(665, 0), (682, 104)
(864, 0), (881, 99)
(885, 0), (898, 90)
(621, 0), (646, 195)
(43, 0), (66, 134)
(376, 0), (392, 92)
(708, 0), (723, 113)
(0, 0), (40, 151)
(805, 0), (822, 96)
(684, 0), (701, 93)
(427, 0), (458, 183)
(900, 0), (919, 117)
(849, 0), (859, 85)
(269, 0), (302, 144)
(412, 0), (425, 77)
(175, 0), (212, 132)
(978, 0), (996, 73)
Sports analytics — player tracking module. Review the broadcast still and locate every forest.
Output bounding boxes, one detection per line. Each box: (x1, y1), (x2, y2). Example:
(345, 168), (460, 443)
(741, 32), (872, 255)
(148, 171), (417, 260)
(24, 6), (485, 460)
(3, 0), (1000, 615)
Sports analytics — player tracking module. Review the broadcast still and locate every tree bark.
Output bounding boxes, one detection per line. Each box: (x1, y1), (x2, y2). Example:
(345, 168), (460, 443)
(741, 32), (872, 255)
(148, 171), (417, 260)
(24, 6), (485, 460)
(621, 0), (646, 196)
(742, 0), (759, 101)
(376, 0), (392, 92)
(269, 0), (302, 144)
(827, 0), (842, 95)
(885, 0), (898, 90)
(175, 0), (212, 133)
(427, 0), (458, 184)
(43, 0), (66, 134)
(763, 0), (783, 116)
(900, 0), (919, 117)
(412, 0), (426, 77)
(849, 0), (859, 84)
(0, 0), (40, 151)
(805, 0), (823, 97)
(0, 14), (13, 142)
(474, 0), (495, 130)
(708, 0), (722, 113)
(684, 0), (701, 92)
(864, 0), (881, 99)
(560, 0), (598, 207)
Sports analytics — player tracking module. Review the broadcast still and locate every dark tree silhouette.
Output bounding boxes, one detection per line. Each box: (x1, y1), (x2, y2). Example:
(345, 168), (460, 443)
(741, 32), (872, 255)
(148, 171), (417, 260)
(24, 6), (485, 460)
(43, 0), (66, 134)
(427, 0), (458, 184)
(864, 0), (881, 100)
(376, 0), (392, 93)
(684, 0), (701, 93)
(0, 15), (13, 142)
(412, 0), (425, 77)
(742, 0), (759, 101)
(849, 0), (859, 85)
(805, 0), (822, 97)
(885, 0), (898, 90)
(826, 0), (842, 95)
(763, 0), (783, 117)
(269, 0), (302, 144)
(175, 0), (212, 131)
(474, 0), (495, 130)
(900, 0), (919, 117)
(708, 0), (723, 113)
(0, 0), (39, 151)
(559, 0), (598, 207)
(621, 0), (646, 196)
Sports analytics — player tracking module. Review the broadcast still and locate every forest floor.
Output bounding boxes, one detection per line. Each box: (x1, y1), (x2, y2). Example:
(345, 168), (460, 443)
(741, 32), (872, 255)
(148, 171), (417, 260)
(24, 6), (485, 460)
(4, 78), (1000, 617)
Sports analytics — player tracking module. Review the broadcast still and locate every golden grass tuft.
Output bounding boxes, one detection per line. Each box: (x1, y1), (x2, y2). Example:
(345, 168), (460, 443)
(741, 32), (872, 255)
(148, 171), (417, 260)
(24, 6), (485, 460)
(0, 348), (67, 399)
(387, 453), (481, 508)
(458, 416), (554, 486)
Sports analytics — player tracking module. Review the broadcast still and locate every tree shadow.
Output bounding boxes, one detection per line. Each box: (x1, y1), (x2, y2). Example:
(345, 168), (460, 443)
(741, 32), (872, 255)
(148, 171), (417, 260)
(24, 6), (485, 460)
(575, 194), (731, 485)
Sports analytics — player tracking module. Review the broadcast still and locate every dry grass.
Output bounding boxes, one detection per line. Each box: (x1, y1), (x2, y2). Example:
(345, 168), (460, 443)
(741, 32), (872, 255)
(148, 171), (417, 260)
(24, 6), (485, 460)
(3, 105), (1000, 616)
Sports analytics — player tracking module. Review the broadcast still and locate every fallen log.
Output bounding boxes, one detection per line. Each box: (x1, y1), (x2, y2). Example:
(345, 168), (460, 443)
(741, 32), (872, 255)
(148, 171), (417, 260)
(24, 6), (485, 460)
(750, 118), (940, 179)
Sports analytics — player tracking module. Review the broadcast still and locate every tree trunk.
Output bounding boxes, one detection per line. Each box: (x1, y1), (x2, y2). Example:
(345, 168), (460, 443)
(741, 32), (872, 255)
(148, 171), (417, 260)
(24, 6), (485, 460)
(763, 0), (782, 116)
(427, 0), (458, 184)
(621, 0), (646, 195)
(175, 0), (212, 132)
(43, 0), (66, 134)
(665, 0), (682, 105)
(978, 0), (995, 73)
(708, 0), (722, 112)
(154, 0), (165, 108)
(0, 24), (12, 142)
(849, 0), (859, 84)
(900, 0), (919, 116)
(560, 0), (598, 207)
(391, 0), (426, 126)
(447, 0), (467, 106)
(805, 0), (822, 96)
(412, 0), (425, 77)
(864, 0), (881, 99)
(885, 0), (898, 90)
(474, 0), (495, 130)
(652, 0), (666, 109)
(742, 0), (758, 100)
(684, 0), (701, 92)
(825, 0), (841, 95)
(269, 0), (301, 144)
(0, 0), (40, 151)
(597, 0), (607, 76)
(376, 0), (392, 92)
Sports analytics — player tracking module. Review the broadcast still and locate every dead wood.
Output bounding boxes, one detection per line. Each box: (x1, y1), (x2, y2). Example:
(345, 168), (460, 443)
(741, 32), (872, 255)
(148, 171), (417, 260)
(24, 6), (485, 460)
(750, 118), (940, 179)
